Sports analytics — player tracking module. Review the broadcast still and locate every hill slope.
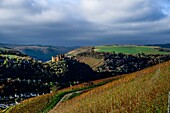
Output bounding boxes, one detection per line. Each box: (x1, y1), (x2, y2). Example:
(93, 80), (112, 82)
(5, 61), (170, 113)
(148, 43), (170, 49)
(14, 46), (76, 62)
(0, 43), (77, 61)
(53, 61), (170, 113)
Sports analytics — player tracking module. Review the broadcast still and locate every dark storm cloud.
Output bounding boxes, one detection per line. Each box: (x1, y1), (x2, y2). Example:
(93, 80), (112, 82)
(0, 0), (170, 46)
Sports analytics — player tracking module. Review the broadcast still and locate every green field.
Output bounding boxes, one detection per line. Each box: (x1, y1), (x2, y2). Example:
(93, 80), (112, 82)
(0, 47), (9, 51)
(0, 54), (18, 58)
(0, 48), (18, 58)
(95, 45), (170, 55)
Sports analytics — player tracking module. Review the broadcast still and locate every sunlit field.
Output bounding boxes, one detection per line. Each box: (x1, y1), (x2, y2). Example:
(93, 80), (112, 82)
(95, 45), (170, 55)
(54, 61), (170, 113)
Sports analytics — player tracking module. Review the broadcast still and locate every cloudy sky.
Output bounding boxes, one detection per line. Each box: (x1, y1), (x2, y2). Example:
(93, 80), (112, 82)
(0, 0), (170, 46)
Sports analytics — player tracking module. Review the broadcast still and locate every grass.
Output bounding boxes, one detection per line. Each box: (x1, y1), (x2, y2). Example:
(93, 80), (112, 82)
(67, 93), (81, 100)
(95, 45), (170, 55)
(0, 48), (9, 51)
(54, 61), (170, 113)
(0, 55), (18, 58)
(5, 93), (55, 113)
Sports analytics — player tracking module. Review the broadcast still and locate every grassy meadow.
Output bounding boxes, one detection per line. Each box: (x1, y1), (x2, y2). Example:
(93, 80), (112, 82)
(54, 61), (170, 113)
(95, 45), (170, 55)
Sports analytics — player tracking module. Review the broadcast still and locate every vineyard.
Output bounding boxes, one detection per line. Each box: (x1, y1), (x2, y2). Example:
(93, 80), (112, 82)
(75, 56), (104, 70)
(53, 61), (170, 113)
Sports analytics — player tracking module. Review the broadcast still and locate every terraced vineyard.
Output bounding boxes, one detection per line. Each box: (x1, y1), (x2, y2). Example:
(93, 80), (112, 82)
(76, 56), (104, 70)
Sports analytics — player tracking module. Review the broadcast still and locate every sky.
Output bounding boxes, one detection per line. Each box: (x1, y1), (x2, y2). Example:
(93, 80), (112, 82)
(0, 0), (170, 46)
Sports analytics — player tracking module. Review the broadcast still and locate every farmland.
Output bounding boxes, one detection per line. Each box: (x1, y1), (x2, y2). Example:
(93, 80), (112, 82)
(95, 45), (170, 55)
(54, 61), (170, 113)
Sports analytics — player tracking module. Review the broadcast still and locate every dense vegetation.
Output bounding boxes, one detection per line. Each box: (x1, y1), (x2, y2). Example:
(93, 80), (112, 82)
(78, 51), (170, 77)
(0, 55), (53, 107)
(47, 59), (96, 86)
(53, 61), (170, 113)
(0, 48), (27, 57)
(0, 48), (95, 108)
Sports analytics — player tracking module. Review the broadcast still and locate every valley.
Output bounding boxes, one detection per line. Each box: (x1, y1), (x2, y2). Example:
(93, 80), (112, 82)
(0, 44), (170, 113)
(1, 1), (170, 112)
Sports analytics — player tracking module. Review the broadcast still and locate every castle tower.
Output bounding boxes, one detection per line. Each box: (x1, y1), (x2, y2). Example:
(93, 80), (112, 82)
(56, 55), (59, 62)
(52, 56), (56, 62)
(52, 54), (66, 62)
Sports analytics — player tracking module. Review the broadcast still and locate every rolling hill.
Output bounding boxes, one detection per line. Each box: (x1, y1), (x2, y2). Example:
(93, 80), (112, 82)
(148, 43), (170, 49)
(14, 46), (76, 62)
(0, 43), (78, 62)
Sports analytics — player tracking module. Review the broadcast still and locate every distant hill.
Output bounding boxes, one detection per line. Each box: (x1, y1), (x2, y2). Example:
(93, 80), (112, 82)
(0, 43), (19, 48)
(148, 43), (170, 49)
(14, 46), (77, 62)
(66, 46), (93, 56)
(0, 43), (78, 62)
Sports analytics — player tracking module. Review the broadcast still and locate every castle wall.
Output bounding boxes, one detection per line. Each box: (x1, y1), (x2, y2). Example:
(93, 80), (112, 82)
(52, 54), (65, 62)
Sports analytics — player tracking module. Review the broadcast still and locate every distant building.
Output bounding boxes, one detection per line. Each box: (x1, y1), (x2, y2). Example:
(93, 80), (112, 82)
(52, 54), (65, 62)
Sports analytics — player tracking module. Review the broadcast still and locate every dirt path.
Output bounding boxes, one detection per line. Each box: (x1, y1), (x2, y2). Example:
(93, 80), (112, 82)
(48, 90), (90, 113)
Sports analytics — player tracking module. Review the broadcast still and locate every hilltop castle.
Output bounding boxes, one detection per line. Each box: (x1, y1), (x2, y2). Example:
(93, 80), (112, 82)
(52, 54), (65, 62)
